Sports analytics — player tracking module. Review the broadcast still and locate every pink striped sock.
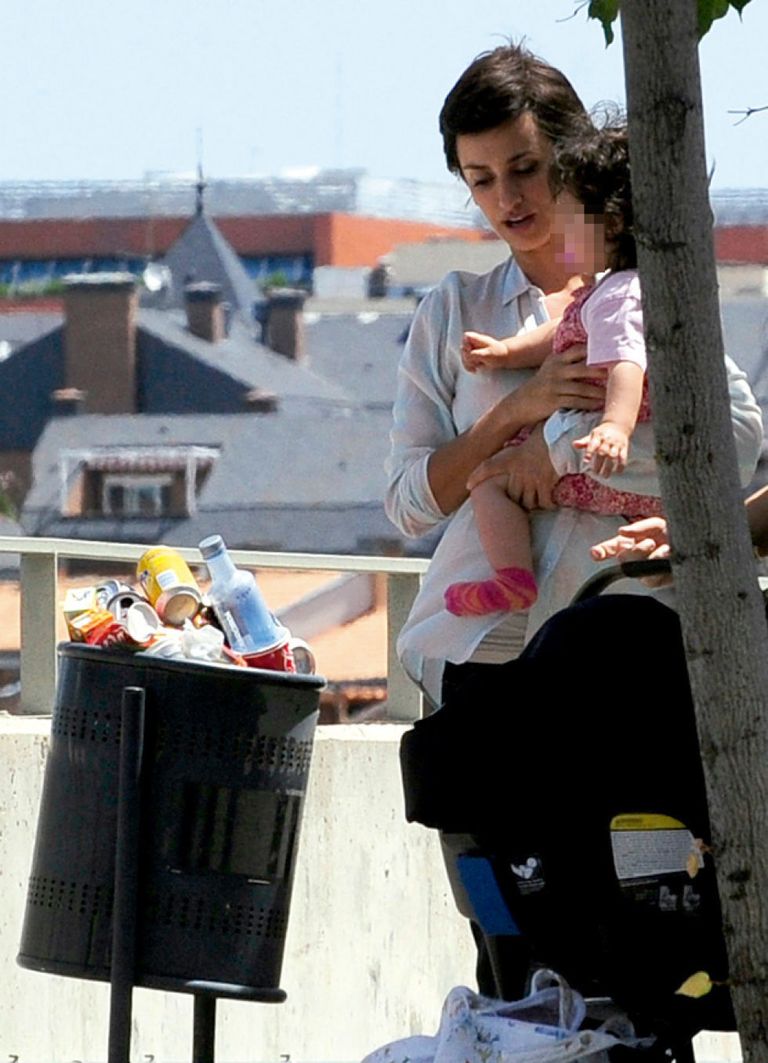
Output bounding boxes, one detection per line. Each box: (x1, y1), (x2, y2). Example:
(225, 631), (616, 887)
(444, 567), (538, 617)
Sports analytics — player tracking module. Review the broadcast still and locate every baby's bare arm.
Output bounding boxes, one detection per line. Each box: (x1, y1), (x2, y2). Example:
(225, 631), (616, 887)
(574, 361), (645, 478)
(462, 318), (560, 372)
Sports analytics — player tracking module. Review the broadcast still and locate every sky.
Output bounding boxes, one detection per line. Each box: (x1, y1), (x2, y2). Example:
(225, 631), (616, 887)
(1, 0), (765, 190)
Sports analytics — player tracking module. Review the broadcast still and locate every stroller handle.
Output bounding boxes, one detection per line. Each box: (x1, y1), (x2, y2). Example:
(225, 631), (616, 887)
(571, 559), (672, 605)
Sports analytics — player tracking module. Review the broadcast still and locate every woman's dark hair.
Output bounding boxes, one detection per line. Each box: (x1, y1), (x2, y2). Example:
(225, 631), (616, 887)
(439, 43), (591, 174)
(552, 123), (636, 272)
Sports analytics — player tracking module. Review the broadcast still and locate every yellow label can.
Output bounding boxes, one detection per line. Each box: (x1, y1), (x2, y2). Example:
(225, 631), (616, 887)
(136, 547), (202, 625)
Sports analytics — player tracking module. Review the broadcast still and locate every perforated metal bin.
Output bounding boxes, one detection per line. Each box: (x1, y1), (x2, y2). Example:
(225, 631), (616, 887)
(18, 643), (323, 999)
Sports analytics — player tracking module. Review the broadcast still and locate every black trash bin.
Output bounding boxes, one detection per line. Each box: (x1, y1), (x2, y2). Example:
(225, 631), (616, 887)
(18, 642), (324, 1000)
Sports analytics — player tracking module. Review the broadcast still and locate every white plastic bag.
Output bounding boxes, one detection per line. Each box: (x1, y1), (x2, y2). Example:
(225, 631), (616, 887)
(362, 970), (651, 1063)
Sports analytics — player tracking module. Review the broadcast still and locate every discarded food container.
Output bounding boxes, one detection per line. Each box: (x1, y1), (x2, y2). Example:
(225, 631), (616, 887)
(242, 623), (297, 673)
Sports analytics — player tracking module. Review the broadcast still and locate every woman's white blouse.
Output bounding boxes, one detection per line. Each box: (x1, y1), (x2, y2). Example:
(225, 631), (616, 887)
(385, 257), (764, 694)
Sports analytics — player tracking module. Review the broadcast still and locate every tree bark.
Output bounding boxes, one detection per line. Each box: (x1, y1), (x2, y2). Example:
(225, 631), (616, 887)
(620, 2), (768, 1057)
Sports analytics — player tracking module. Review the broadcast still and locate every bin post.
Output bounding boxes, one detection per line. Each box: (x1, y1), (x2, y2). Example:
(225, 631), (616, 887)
(108, 686), (146, 1063)
(193, 995), (217, 1063)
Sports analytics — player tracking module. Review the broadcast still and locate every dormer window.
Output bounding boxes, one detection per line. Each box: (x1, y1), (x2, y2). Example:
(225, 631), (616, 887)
(60, 446), (219, 519)
(101, 473), (174, 517)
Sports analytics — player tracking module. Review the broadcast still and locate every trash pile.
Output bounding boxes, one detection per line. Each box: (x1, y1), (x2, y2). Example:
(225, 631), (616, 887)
(63, 536), (314, 673)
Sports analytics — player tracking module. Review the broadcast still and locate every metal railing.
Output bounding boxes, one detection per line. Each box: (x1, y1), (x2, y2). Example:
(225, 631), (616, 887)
(0, 536), (427, 720)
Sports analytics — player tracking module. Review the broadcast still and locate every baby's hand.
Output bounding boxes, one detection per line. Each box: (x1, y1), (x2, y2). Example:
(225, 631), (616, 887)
(573, 421), (629, 478)
(461, 331), (512, 372)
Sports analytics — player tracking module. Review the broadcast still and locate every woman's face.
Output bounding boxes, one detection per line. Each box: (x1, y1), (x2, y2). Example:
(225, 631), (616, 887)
(456, 112), (557, 258)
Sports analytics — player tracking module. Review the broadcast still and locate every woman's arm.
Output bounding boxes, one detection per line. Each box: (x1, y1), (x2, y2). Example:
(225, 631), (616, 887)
(385, 288), (606, 535)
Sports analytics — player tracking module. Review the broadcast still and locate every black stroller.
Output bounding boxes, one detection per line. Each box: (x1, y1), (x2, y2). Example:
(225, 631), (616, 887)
(401, 561), (736, 1063)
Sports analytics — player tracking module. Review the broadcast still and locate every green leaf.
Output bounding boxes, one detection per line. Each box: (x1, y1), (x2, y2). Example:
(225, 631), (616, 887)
(698, 0), (752, 35)
(585, 0), (751, 44)
(698, 0), (730, 36)
(587, 0), (620, 46)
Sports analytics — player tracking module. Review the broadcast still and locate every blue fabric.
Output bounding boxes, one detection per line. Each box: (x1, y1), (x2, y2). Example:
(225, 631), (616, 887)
(457, 855), (520, 937)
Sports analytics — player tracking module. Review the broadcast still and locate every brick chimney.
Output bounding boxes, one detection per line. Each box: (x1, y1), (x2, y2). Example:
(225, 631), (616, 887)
(265, 289), (307, 361)
(63, 273), (138, 414)
(185, 282), (225, 343)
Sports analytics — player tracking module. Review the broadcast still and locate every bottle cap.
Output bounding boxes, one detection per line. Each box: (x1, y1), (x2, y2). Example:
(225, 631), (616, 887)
(199, 534), (225, 560)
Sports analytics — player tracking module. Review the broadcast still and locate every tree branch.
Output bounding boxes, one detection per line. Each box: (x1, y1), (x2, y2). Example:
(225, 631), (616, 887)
(728, 105), (768, 125)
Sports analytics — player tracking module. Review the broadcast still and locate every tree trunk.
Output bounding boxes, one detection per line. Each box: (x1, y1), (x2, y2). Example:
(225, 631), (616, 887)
(620, 2), (768, 1057)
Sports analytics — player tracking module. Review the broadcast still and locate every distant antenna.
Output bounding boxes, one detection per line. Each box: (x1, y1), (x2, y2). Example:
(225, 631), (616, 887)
(195, 127), (207, 214)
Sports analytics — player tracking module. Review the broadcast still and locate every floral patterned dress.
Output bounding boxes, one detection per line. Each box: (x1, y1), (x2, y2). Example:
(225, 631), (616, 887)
(514, 283), (663, 520)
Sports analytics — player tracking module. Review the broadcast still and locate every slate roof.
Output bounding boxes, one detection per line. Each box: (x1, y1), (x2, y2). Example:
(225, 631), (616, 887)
(0, 309), (351, 452)
(0, 311), (60, 353)
(160, 211), (260, 319)
(138, 309), (351, 406)
(21, 411), (429, 555)
(1, 210), (424, 558)
(303, 311), (411, 406)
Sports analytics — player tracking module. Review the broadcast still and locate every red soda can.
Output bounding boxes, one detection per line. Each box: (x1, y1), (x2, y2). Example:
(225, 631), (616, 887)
(85, 617), (152, 651)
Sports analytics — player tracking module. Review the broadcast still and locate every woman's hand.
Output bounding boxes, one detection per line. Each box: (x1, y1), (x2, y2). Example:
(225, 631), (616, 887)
(511, 344), (606, 425)
(467, 424), (559, 511)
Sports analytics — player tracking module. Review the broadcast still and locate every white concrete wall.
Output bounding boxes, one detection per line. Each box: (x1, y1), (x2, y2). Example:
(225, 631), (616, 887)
(0, 719), (741, 1063)
(0, 720), (475, 1062)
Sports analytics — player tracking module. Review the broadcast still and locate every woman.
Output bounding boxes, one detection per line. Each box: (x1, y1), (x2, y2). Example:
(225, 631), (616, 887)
(385, 43), (762, 703)
(385, 42), (762, 1000)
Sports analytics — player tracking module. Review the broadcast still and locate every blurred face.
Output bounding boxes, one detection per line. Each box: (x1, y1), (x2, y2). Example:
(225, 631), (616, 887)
(551, 190), (608, 274)
(456, 112), (557, 258)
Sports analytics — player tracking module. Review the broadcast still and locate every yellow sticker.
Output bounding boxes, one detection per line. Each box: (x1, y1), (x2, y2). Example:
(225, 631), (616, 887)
(610, 813), (685, 831)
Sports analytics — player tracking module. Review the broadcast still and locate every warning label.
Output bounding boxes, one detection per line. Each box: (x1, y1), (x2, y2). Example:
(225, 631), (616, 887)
(611, 815), (703, 881)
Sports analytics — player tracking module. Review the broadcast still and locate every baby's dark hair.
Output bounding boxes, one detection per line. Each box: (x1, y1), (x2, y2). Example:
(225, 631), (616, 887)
(551, 123), (636, 272)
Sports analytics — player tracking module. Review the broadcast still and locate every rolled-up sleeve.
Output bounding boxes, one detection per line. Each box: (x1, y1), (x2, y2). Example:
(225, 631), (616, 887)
(385, 288), (456, 538)
(724, 354), (764, 486)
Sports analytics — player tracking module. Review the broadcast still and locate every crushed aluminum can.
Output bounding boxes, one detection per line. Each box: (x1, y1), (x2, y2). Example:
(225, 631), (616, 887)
(95, 580), (129, 610)
(107, 590), (150, 624)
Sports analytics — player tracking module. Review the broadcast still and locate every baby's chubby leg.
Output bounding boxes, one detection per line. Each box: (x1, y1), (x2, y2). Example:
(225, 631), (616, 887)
(444, 475), (538, 617)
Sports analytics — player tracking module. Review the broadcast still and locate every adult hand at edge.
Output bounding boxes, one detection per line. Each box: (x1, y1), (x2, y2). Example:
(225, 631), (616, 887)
(591, 516), (672, 587)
